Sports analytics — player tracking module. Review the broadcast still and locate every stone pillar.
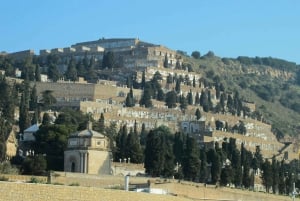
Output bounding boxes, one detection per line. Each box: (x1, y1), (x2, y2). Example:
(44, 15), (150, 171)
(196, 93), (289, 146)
(84, 152), (88, 173)
(80, 152), (84, 173)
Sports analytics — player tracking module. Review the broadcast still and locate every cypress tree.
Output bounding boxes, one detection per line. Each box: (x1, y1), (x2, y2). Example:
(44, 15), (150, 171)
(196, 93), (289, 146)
(98, 113), (105, 133)
(182, 136), (200, 181)
(35, 64), (41, 82)
(144, 130), (163, 176)
(195, 91), (200, 105)
(187, 90), (193, 105)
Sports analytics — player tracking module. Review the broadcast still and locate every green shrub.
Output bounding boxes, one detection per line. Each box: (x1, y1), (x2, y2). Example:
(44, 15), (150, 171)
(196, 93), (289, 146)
(69, 182), (80, 186)
(0, 176), (9, 181)
(29, 177), (44, 183)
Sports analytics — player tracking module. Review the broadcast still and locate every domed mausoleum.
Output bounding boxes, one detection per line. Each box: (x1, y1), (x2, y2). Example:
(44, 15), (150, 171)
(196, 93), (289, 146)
(64, 122), (111, 174)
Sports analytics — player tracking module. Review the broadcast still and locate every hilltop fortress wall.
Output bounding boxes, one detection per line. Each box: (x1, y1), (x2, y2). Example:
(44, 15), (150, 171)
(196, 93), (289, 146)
(39, 38), (180, 69)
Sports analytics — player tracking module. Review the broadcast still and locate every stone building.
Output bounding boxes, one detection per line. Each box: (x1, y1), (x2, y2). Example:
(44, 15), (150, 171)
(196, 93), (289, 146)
(39, 38), (181, 69)
(64, 123), (111, 174)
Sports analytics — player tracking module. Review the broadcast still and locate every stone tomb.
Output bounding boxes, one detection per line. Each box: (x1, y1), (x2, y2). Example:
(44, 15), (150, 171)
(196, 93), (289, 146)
(64, 122), (111, 174)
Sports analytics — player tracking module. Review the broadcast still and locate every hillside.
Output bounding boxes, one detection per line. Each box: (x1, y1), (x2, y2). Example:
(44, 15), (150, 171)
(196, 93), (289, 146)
(182, 53), (300, 138)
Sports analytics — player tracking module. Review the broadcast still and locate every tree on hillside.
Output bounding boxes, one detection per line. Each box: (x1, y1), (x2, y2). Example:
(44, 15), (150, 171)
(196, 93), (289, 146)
(199, 146), (208, 183)
(33, 124), (70, 170)
(29, 85), (38, 114)
(102, 51), (115, 69)
(191, 51), (201, 59)
(144, 126), (173, 177)
(98, 113), (105, 133)
(271, 156), (279, 194)
(40, 90), (56, 110)
(175, 59), (182, 70)
(193, 76), (196, 88)
(19, 84), (31, 134)
(21, 154), (47, 175)
(241, 143), (252, 188)
(48, 63), (60, 82)
(175, 79), (181, 93)
(125, 128), (143, 163)
(115, 124), (128, 161)
(195, 108), (201, 120)
(141, 71), (146, 89)
(35, 64), (41, 82)
(167, 74), (173, 84)
(173, 132), (185, 164)
(182, 136), (200, 181)
(207, 143), (222, 184)
(65, 57), (78, 81)
(105, 121), (118, 151)
(179, 94), (188, 111)
(262, 159), (273, 193)
(125, 87), (135, 107)
(252, 145), (263, 172)
(163, 54), (169, 68)
(41, 113), (51, 126)
(187, 90), (193, 105)
(144, 129), (164, 176)
(195, 91), (200, 105)
(165, 91), (177, 109)
(139, 86), (152, 108)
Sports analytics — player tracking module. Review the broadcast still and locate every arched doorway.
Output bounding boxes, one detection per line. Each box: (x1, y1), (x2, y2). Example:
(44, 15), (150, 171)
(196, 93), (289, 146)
(71, 162), (75, 172)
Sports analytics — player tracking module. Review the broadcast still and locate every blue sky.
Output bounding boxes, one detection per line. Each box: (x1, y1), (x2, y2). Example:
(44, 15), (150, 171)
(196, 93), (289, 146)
(1, 0), (300, 64)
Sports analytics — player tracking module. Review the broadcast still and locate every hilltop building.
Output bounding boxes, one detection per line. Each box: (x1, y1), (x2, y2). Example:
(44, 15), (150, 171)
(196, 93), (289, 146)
(39, 38), (182, 70)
